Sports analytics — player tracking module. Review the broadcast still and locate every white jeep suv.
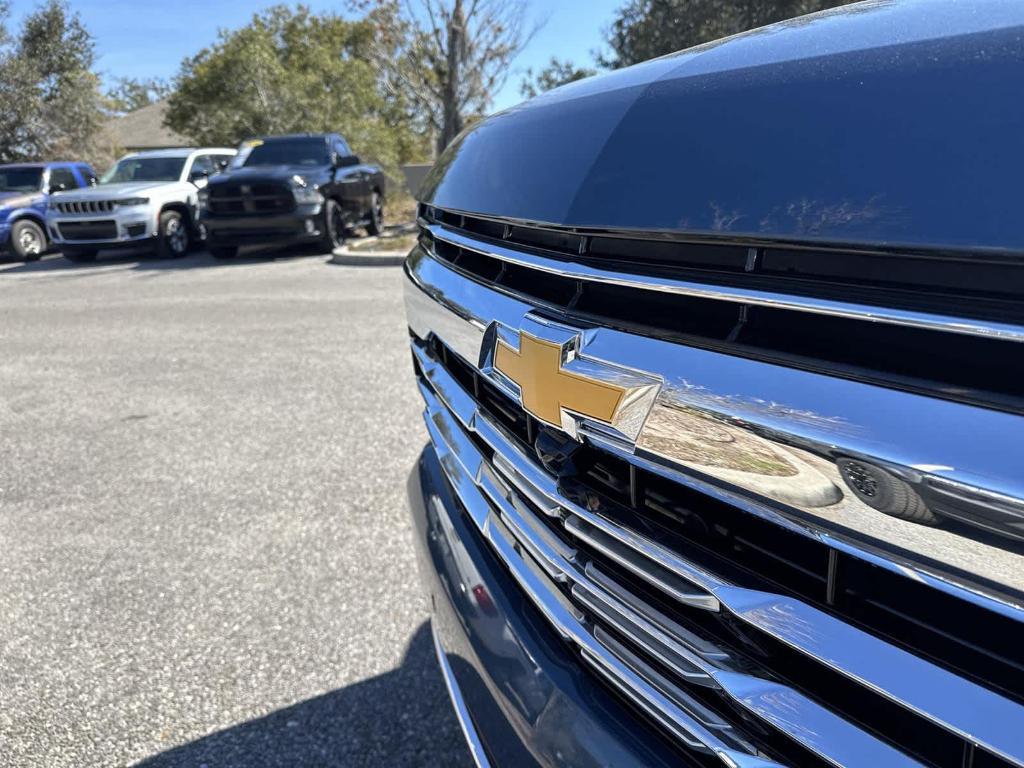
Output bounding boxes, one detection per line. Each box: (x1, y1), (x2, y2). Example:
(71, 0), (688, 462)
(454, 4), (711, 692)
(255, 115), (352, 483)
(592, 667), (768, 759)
(47, 147), (236, 262)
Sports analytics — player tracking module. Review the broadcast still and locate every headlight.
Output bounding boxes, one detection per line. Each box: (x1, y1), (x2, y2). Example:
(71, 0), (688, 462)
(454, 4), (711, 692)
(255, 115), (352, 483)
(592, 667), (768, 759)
(293, 186), (323, 205)
(114, 197), (149, 207)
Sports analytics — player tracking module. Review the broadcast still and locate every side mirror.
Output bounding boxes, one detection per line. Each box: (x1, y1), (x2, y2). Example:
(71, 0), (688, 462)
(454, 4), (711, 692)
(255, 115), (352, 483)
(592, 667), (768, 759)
(334, 154), (360, 168)
(190, 170), (210, 186)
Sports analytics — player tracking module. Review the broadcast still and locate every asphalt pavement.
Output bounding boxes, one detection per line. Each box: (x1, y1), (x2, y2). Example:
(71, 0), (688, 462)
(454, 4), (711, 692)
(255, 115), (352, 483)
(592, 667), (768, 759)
(0, 249), (473, 767)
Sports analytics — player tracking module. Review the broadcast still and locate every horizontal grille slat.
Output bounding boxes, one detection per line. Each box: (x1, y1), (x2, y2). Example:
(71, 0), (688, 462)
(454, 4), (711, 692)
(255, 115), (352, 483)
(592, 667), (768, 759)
(418, 221), (1024, 415)
(420, 205), (1024, 321)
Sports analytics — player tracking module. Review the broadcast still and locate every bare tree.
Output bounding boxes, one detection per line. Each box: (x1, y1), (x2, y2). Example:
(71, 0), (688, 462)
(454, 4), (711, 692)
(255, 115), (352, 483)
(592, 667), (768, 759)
(361, 0), (542, 155)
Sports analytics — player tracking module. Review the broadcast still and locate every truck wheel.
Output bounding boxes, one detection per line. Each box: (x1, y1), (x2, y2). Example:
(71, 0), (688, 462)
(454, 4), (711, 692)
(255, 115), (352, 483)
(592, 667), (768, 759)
(366, 191), (384, 237)
(319, 199), (345, 253)
(157, 210), (189, 259)
(209, 246), (237, 259)
(836, 457), (940, 524)
(11, 219), (46, 261)
(63, 248), (97, 263)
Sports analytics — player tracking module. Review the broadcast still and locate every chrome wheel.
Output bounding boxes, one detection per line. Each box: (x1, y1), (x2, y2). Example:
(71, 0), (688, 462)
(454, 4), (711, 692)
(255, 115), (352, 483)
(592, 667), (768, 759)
(18, 227), (42, 255)
(841, 460), (878, 498)
(11, 220), (46, 260)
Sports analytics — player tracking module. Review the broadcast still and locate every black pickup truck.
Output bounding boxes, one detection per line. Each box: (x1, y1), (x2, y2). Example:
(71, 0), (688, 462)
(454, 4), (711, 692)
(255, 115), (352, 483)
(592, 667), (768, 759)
(200, 133), (385, 258)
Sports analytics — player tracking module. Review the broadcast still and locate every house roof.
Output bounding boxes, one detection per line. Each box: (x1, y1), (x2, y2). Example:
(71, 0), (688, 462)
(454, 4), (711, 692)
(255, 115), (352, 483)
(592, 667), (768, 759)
(106, 100), (189, 150)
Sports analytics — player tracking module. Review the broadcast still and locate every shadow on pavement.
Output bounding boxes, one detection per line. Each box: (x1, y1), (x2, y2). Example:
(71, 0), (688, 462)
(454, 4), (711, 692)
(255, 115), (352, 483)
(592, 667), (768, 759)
(135, 622), (472, 768)
(328, 253), (407, 267)
(0, 245), (333, 275)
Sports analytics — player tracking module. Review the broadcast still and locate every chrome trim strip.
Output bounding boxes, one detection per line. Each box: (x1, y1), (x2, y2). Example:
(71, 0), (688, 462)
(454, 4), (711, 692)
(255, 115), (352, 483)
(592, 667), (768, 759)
(404, 248), (1024, 615)
(431, 620), (493, 768)
(427, 223), (1024, 343)
(571, 582), (719, 687)
(564, 515), (721, 612)
(415, 338), (1024, 767)
(481, 514), (782, 767)
(421, 361), (927, 768)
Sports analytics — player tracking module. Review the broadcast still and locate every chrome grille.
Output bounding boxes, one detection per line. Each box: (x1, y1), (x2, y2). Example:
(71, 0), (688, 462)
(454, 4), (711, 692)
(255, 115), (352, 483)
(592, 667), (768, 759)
(55, 200), (115, 214)
(405, 218), (1024, 768)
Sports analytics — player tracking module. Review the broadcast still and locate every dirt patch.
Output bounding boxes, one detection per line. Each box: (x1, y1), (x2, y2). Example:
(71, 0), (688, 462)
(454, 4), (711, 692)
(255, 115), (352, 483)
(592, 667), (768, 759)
(349, 232), (418, 253)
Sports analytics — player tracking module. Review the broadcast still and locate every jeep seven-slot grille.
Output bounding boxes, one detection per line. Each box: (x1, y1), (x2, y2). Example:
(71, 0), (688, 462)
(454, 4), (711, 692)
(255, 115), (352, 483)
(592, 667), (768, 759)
(207, 183), (295, 214)
(418, 206), (1024, 416)
(55, 200), (115, 214)
(415, 335), (1021, 768)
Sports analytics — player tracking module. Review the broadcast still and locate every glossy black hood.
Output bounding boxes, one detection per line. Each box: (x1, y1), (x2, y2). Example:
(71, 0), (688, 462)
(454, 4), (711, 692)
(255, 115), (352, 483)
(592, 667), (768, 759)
(420, 0), (1024, 255)
(209, 165), (330, 187)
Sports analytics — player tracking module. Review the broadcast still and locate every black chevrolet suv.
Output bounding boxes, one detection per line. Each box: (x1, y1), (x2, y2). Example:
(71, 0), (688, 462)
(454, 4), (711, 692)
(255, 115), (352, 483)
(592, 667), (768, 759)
(200, 133), (385, 258)
(405, 2), (1024, 768)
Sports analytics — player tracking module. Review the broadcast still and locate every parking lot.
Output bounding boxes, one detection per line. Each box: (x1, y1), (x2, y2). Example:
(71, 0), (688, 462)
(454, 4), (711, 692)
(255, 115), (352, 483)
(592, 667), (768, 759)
(0, 250), (471, 767)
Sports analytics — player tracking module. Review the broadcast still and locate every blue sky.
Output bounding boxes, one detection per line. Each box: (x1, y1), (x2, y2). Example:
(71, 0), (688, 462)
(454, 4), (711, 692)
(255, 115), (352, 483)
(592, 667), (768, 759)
(6, 0), (623, 112)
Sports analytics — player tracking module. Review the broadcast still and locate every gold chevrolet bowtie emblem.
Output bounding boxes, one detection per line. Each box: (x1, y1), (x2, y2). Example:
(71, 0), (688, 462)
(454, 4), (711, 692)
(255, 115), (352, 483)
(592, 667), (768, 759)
(494, 332), (627, 427)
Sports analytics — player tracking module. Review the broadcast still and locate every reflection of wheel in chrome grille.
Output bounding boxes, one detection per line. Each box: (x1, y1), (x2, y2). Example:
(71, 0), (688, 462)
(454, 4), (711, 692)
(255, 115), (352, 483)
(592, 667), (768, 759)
(836, 457), (939, 524)
(841, 460), (878, 497)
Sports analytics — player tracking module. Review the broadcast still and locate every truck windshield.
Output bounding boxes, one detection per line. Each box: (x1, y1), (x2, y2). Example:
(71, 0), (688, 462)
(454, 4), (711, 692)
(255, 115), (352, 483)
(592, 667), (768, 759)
(101, 157), (187, 184)
(243, 139), (328, 167)
(0, 167), (43, 192)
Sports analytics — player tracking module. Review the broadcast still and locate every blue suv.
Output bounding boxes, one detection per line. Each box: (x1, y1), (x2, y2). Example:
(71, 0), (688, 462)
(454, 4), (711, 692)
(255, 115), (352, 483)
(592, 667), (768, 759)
(0, 162), (97, 260)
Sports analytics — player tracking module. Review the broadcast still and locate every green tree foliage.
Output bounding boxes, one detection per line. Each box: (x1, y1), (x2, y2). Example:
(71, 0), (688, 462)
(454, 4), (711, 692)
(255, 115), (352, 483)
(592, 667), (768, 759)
(165, 4), (429, 173)
(105, 76), (172, 115)
(0, 0), (111, 165)
(600, 0), (861, 68)
(519, 57), (597, 99)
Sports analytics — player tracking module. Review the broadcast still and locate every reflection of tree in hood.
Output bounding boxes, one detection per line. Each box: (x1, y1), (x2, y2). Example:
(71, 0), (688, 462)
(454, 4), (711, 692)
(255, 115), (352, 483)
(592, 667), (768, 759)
(599, 0), (885, 69)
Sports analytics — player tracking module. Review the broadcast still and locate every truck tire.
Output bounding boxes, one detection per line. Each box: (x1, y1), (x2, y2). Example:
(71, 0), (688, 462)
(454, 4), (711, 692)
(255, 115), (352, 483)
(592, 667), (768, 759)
(836, 457), (940, 524)
(157, 210), (189, 259)
(11, 219), (46, 261)
(209, 246), (238, 259)
(63, 248), (97, 263)
(366, 191), (384, 237)
(319, 199), (345, 253)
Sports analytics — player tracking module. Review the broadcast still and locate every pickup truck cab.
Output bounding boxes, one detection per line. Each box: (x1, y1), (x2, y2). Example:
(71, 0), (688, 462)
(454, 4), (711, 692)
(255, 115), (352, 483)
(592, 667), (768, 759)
(200, 133), (386, 258)
(0, 162), (96, 261)
(47, 147), (235, 262)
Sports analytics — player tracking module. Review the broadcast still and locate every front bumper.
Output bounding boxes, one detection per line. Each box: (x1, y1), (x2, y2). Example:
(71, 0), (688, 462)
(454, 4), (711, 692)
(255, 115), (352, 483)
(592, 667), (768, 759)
(408, 446), (685, 768)
(47, 210), (156, 249)
(202, 206), (324, 247)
